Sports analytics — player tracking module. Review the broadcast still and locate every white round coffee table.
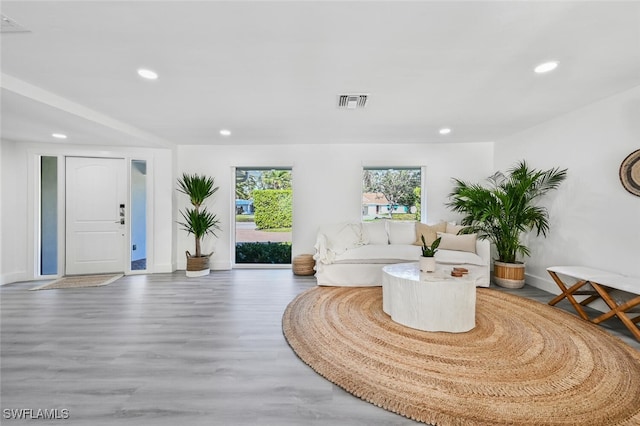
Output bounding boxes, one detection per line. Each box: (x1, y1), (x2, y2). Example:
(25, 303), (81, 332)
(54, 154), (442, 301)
(382, 262), (476, 333)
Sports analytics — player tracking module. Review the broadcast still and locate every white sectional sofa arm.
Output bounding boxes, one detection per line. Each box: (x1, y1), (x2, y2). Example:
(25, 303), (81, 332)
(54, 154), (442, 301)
(475, 239), (491, 269)
(313, 233), (331, 265)
(475, 239), (491, 285)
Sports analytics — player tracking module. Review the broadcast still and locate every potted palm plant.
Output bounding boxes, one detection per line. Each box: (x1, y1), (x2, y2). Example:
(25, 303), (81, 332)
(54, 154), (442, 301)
(419, 235), (441, 272)
(446, 160), (567, 288)
(177, 173), (221, 277)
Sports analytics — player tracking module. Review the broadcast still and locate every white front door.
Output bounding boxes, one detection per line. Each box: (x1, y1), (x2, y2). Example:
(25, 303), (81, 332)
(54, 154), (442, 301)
(65, 157), (127, 275)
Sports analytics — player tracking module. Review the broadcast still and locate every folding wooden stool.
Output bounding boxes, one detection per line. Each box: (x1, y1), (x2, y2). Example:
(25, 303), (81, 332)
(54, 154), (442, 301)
(547, 266), (640, 341)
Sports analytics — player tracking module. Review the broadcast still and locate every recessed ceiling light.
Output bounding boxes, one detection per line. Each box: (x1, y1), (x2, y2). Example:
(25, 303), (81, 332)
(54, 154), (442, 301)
(220, 129), (231, 136)
(439, 128), (451, 135)
(534, 61), (559, 74)
(137, 68), (158, 80)
(51, 133), (67, 139)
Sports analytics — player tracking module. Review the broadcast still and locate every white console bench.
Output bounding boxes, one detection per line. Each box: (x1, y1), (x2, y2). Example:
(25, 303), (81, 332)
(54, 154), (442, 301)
(547, 266), (640, 341)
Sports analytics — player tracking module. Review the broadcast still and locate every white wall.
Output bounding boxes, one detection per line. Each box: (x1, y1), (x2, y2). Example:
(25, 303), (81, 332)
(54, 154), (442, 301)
(176, 142), (494, 270)
(0, 140), (28, 283)
(494, 86), (640, 293)
(0, 141), (175, 284)
(151, 148), (175, 273)
(0, 140), (2, 281)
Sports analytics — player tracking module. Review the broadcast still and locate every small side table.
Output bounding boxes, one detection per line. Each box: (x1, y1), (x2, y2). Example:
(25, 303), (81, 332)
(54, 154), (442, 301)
(293, 254), (315, 276)
(382, 262), (476, 332)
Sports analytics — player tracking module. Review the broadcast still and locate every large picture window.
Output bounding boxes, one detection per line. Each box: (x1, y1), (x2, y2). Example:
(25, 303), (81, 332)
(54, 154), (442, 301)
(362, 167), (422, 221)
(234, 167), (292, 265)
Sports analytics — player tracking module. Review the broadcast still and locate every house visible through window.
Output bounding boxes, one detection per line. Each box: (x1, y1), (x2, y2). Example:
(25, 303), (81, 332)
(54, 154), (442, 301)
(362, 167), (422, 222)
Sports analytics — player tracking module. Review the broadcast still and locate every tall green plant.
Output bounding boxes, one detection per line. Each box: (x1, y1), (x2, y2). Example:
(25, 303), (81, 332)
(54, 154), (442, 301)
(446, 161), (567, 264)
(177, 173), (221, 257)
(177, 173), (218, 208)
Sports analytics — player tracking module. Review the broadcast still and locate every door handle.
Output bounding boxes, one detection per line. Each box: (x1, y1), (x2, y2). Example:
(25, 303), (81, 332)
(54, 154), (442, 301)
(117, 203), (125, 225)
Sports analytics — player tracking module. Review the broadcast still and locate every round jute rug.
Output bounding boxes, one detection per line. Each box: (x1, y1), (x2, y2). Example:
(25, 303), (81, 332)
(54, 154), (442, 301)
(282, 287), (640, 426)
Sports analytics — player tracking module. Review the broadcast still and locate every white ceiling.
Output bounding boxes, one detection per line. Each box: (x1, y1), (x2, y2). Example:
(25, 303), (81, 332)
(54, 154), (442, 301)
(1, 1), (639, 148)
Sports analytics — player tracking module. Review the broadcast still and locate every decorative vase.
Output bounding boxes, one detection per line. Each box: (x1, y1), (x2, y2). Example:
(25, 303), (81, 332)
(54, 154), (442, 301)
(419, 256), (436, 273)
(493, 261), (525, 288)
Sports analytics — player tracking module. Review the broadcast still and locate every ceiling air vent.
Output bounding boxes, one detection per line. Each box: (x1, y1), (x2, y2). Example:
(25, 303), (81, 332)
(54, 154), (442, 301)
(337, 94), (368, 109)
(1, 15), (30, 33)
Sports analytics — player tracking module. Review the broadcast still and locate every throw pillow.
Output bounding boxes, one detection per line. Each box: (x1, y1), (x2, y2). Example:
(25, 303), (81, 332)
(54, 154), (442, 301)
(445, 223), (467, 235)
(388, 221), (417, 245)
(362, 220), (388, 245)
(414, 222), (446, 246)
(436, 232), (477, 253)
(325, 223), (363, 253)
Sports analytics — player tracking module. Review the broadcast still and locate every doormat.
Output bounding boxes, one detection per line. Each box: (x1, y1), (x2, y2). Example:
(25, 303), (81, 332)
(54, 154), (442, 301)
(30, 274), (123, 291)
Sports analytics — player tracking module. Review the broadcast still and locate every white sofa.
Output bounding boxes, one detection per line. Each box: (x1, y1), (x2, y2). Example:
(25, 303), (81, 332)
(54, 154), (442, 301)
(313, 220), (490, 287)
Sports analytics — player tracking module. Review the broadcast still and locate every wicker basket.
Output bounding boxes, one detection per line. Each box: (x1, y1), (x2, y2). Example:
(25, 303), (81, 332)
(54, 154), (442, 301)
(493, 261), (525, 288)
(186, 251), (211, 271)
(293, 254), (315, 276)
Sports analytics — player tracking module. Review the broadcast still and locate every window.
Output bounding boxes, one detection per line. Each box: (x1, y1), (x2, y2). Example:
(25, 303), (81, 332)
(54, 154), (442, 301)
(130, 160), (147, 271)
(362, 167), (422, 221)
(40, 156), (58, 275)
(234, 167), (292, 265)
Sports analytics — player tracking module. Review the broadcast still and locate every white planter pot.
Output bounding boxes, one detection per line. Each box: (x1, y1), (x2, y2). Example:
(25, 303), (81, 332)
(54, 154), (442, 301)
(419, 256), (436, 272)
(185, 252), (212, 278)
(186, 268), (210, 278)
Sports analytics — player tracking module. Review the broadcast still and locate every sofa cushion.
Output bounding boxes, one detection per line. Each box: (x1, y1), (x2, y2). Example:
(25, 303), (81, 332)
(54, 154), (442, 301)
(362, 221), (388, 245)
(333, 244), (420, 264)
(445, 223), (467, 235)
(319, 222), (364, 254)
(437, 232), (477, 253)
(388, 221), (416, 245)
(414, 222), (446, 246)
(435, 249), (486, 266)
(332, 244), (486, 266)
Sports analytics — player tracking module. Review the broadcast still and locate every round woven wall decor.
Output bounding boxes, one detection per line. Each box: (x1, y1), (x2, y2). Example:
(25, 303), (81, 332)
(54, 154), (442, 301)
(619, 149), (640, 197)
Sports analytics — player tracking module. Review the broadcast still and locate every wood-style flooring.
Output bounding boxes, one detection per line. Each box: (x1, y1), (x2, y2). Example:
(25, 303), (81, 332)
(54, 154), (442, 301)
(1, 270), (638, 426)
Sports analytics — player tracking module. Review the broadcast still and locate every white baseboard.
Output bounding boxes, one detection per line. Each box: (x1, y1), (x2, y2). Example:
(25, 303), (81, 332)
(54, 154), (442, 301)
(1, 271), (29, 286)
(525, 272), (560, 295)
(211, 261), (232, 270)
(152, 263), (174, 273)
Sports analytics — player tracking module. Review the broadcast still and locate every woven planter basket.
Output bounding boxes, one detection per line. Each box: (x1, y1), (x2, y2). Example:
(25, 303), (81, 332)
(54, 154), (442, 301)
(293, 254), (315, 276)
(186, 251), (211, 272)
(493, 261), (525, 288)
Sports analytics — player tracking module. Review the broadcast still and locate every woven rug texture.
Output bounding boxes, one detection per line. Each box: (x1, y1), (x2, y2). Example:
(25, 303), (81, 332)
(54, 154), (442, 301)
(282, 286), (640, 426)
(30, 274), (123, 291)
